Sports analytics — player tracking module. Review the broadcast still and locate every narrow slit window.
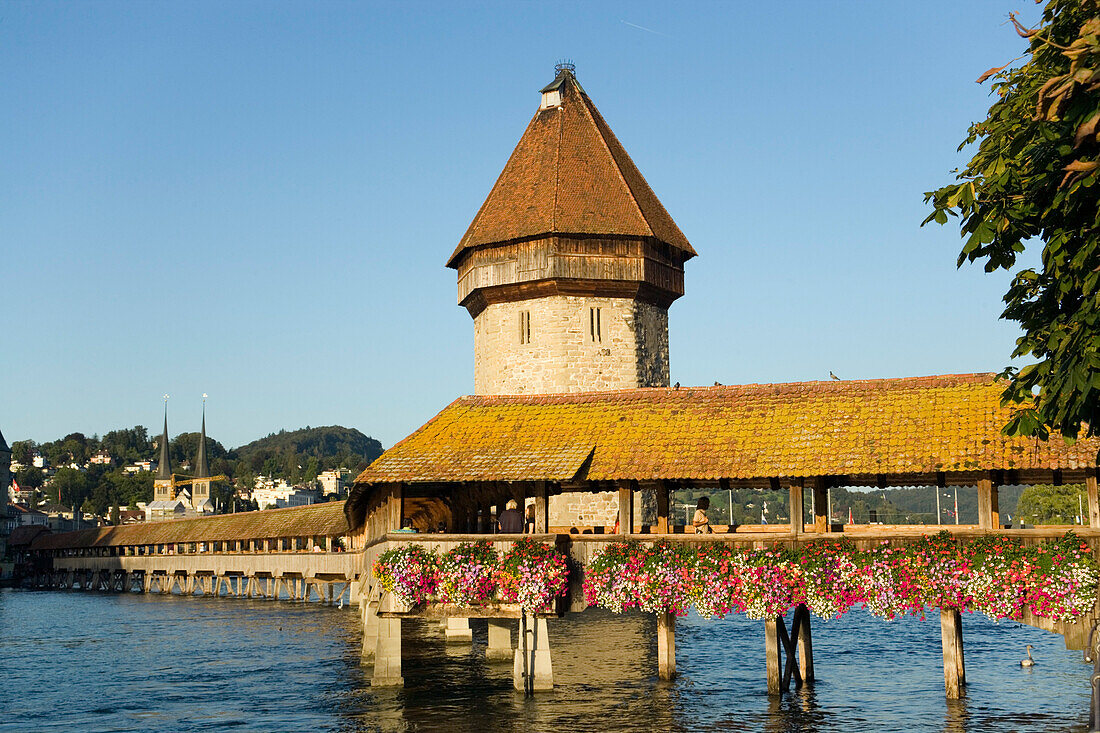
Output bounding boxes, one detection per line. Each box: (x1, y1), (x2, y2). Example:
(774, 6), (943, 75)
(590, 307), (602, 343)
(519, 311), (531, 344)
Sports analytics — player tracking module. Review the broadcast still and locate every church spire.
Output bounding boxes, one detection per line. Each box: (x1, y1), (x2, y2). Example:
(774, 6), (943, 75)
(195, 396), (210, 479)
(0, 426), (8, 453)
(155, 397), (172, 480)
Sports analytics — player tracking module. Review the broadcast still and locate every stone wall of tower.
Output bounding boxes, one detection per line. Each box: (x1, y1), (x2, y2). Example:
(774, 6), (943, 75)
(191, 479), (210, 509)
(473, 296), (669, 395)
(154, 479), (173, 502)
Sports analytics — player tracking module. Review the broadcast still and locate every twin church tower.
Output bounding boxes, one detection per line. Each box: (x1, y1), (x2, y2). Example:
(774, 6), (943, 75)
(449, 64), (694, 395)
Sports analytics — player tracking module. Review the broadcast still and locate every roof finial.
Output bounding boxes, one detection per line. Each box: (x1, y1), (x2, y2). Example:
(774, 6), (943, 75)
(555, 60), (575, 76)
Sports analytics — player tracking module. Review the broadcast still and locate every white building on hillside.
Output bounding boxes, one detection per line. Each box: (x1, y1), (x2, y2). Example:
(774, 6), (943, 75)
(317, 469), (351, 497)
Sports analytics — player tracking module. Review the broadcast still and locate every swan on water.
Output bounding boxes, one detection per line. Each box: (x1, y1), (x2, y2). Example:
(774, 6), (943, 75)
(1021, 644), (1035, 667)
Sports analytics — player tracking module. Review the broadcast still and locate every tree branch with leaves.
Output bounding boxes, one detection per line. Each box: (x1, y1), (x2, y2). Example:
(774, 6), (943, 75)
(925, 0), (1100, 443)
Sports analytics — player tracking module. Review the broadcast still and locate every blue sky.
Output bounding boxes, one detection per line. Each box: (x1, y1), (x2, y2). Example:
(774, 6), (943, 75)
(2, 1), (1044, 449)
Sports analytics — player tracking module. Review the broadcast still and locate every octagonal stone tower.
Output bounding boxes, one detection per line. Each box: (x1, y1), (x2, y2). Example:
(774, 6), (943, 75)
(448, 64), (695, 395)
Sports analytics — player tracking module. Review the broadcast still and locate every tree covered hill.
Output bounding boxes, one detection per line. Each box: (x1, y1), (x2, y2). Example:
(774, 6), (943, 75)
(9, 425), (384, 515)
(228, 426), (383, 486)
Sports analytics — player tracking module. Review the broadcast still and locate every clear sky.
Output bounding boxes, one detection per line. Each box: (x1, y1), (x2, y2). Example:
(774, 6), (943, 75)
(2, 1), (1045, 450)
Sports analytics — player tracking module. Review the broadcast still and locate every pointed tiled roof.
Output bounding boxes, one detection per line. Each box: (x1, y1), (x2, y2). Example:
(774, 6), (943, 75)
(355, 373), (1100, 485)
(447, 68), (695, 268)
(195, 409), (210, 479)
(155, 412), (172, 480)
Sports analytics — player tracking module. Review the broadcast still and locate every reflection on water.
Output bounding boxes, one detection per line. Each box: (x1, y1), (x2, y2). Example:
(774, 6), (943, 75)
(0, 589), (1091, 732)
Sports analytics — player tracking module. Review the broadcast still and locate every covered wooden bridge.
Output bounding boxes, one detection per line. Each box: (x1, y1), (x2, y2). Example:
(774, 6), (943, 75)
(346, 373), (1100, 695)
(26, 501), (359, 603)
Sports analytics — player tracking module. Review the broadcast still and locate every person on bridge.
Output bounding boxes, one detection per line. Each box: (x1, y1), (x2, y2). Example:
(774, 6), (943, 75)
(693, 497), (713, 534)
(498, 499), (524, 533)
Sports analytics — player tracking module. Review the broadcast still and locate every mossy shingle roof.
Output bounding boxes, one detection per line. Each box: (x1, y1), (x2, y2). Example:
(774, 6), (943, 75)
(355, 374), (1099, 485)
(31, 501), (349, 550)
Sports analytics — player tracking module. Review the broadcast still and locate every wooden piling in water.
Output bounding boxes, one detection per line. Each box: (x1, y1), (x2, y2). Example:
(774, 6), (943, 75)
(657, 612), (676, 680)
(796, 605), (814, 683)
(940, 608), (965, 699)
(765, 617), (781, 694)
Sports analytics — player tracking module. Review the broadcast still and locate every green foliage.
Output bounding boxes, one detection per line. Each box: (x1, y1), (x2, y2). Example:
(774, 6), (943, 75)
(100, 426), (152, 464)
(230, 426), (383, 481)
(170, 432), (228, 466)
(15, 465), (44, 490)
(1016, 482), (1087, 524)
(9, 440), (36, 467)
(51, 467), (87, 507)
(924, 1), (1100, 442)
(11, 424), (379, 517)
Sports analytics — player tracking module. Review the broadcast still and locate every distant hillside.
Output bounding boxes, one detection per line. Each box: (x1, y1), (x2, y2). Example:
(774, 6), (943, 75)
(230, 426), (383, 476)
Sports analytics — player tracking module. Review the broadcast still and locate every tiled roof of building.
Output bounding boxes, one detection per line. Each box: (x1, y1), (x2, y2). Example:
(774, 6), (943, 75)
(355, 374), (1100, 485)
(30, 501), (349, 550)
(9, 525), (51, 547)
(447, 68), (694, 268)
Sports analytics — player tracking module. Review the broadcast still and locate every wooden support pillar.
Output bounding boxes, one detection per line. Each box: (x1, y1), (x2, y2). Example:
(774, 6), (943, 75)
(811, 477), (828, 533)
(940, 608), (965, 698)
(797, 605), (814, 683)
(534, 483), (549, 534)
(657, 611), (676, 680)
(1088, 470), (1100, 530)
(977, 475), (999, 529)
(486, 619), (513, 661)
(617, 481), (634, 534)
(788, 478), (803, 537)
(765, 616), (781, 695)
(656, 481), (670, 534)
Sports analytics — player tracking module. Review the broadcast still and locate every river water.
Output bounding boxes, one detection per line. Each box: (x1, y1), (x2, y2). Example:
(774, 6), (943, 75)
(0, 588), (1091, 732)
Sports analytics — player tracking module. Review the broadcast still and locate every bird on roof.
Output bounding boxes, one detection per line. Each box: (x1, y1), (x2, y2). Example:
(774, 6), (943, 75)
(830, 371), (841, 380)
(674, 382), (680, 390)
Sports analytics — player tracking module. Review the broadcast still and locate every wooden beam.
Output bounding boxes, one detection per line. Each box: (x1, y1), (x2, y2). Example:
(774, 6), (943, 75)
(1088, 470), (1100, 530)
(379, 603), (557, 620)
(617, 481), (634, 534)
(976, 475), (999, 530)
(656, 481), (670, 534)
(534, 483), (549, 534)
(810, 477), (828, 533)
(788, 479), (803, 537)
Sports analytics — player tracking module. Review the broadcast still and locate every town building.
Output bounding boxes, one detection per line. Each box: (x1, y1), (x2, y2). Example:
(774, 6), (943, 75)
(10, 503), (48, 528)
(89, 449), (112, 465)
(251, 476), (319, 510)
(317, 469), (350, 497)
